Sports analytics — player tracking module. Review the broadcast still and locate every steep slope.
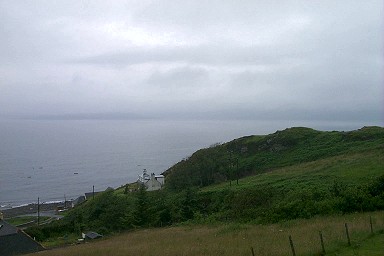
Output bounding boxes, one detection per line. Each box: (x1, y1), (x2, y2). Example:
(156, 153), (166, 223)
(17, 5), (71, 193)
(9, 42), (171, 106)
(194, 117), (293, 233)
(163, 126), (384, 190)
(197, 148), (384, 222)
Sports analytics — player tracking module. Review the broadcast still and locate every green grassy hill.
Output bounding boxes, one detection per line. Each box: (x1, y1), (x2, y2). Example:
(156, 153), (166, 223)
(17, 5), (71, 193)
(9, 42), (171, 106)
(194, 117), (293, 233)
(196, 148), (383, 223)
(25, 126), (384, 248)
(163, 126), (384, 190)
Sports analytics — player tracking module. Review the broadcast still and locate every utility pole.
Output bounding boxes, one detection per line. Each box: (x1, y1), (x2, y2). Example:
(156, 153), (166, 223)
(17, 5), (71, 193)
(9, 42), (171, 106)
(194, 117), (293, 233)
(236, 158), (239, 185)
(37, 197), (40, 226)
(93, 185), (95, 200)
(228, 151), (233, 186)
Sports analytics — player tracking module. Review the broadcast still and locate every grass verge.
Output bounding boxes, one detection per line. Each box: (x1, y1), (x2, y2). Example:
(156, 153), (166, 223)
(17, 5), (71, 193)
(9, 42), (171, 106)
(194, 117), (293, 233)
(329, 233), (384, 256)
(26, 211), (384, 256)
(6, 216), (50, 226)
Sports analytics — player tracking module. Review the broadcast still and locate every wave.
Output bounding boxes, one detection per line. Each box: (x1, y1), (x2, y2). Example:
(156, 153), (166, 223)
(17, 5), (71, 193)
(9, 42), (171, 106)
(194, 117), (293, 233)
(43, 200), (65, 204)
(0, 203), (30, 210)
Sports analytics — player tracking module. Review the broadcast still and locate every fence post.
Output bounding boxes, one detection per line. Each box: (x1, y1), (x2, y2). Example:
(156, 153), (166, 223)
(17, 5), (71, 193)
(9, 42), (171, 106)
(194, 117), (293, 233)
(250, 247), (255, 256)
(289, 235), (296, 256)
(319, 231), (325, 255)
(370, 216), (373, 235)
(345, 223), (351, 246)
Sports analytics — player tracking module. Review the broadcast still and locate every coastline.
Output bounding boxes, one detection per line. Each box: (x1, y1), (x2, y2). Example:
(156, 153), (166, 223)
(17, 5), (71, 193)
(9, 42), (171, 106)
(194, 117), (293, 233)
(1, 201), (67, 219)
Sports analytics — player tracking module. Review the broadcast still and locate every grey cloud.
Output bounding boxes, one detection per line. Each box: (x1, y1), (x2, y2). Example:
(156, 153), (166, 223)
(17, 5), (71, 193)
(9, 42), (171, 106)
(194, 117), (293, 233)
(146, 67), (210, 89)
(0, 0), (382, 127)
(70, 45), (290, 67)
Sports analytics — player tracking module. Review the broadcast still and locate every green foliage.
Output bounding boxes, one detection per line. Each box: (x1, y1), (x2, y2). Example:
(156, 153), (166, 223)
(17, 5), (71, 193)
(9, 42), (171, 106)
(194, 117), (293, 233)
(5, 216), (49, 226)
(25, 220), (75, 241)
(26, 190), (136, 241)
(180, 188), (197, 221)
(132, 184), (149, 227)
(163, 126), (384, 191)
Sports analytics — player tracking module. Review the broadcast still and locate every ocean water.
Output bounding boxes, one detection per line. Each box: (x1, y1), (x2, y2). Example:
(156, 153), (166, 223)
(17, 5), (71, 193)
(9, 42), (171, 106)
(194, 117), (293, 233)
(0, 119), (260, 209)
(0, 118), (366, 209)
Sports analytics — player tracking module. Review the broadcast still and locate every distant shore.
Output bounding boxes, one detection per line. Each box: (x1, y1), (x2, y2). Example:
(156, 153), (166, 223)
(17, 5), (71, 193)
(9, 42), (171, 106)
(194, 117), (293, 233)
(2, 201), (67, 219)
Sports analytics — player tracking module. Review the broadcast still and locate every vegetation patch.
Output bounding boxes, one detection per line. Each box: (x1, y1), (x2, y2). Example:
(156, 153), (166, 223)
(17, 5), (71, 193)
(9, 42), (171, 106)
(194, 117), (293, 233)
(25, 211), (384, 256)
(6, 216), (49, 226)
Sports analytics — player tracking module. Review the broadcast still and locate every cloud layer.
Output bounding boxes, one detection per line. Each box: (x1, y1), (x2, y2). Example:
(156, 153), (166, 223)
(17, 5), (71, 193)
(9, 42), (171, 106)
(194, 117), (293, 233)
(0, 0), (383, 125)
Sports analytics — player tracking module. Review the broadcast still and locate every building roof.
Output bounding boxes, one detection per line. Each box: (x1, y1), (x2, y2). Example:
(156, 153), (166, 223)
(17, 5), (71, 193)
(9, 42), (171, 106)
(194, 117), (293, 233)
(72, 195), (86, 206)
(0, 219), (18, 236)
(0, 220), (45, 256)
(85, 231), (103, 239)
(84, 191), (101, 199)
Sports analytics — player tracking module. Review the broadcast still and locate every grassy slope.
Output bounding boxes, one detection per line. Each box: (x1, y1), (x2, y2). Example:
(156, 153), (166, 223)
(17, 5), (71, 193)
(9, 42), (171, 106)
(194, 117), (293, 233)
(332, 234), (384, 256)
(194, 146), (383, 223)
(27, 211), (384, 256)
(203, 149), (384, 193)
(164, 126), (384, 190)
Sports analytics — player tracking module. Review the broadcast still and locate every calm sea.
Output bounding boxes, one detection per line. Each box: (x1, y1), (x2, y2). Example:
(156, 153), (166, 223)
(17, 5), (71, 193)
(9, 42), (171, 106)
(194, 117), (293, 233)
(0, 118), (365, 209)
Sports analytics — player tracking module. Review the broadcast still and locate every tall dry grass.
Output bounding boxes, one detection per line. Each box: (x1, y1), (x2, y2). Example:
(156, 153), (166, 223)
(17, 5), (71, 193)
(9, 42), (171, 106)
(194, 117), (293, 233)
(28, 211), (384, 256)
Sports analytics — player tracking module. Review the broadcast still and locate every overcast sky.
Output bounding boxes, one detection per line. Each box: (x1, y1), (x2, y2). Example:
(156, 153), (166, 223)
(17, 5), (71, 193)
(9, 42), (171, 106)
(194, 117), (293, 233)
(0, 1), (383, 125)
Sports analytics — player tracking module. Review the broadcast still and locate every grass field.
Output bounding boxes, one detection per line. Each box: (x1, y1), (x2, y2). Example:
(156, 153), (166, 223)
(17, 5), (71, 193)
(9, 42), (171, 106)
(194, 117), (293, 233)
(202, 149), (383, 193)
(331, 234), (384, 256)
(164, 126), (384, 190)
(27, 211), (384, 256)
(6, 216), (50, 226)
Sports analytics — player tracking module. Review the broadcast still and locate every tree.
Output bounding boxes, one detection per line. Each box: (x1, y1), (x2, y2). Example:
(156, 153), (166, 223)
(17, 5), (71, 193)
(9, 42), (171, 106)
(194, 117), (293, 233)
(133, 184), (149, 226)
(181, 188), (197, 221)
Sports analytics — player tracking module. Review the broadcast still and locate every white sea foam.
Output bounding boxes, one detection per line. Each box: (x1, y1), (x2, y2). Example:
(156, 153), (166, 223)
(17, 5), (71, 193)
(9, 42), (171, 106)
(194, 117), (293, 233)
(0, 204), (11, 210)
(13, 203), (31, 208)
(43, 200), (64, 205)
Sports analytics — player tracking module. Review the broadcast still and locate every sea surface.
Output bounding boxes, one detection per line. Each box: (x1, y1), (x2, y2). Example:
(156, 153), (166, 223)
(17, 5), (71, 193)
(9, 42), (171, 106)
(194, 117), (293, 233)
(0, 118), (366, 209)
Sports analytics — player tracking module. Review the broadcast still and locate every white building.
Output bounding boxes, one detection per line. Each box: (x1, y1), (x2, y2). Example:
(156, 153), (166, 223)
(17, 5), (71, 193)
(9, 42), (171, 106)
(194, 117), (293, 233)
(137, 169), (164, 191)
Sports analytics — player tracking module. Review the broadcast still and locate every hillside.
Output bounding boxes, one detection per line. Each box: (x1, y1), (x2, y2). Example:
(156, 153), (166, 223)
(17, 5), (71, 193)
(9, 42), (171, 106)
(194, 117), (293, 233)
(24, 126), (384, 248)
(163, 126), (384, 190)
